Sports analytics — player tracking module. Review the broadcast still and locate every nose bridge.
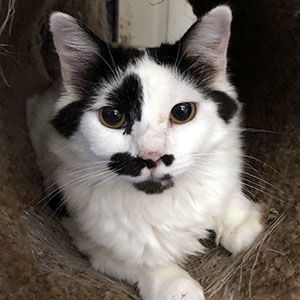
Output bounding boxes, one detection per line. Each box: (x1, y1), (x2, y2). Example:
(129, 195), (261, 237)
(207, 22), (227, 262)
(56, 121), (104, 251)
(135, 121), (167, 156)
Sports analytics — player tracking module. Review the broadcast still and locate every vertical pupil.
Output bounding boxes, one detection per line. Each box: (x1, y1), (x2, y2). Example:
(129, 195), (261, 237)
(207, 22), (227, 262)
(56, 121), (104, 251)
(103, 107), (121, 125)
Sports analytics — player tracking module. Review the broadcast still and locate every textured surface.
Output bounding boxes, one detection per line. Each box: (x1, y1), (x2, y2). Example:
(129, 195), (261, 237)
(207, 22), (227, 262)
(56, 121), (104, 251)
(0, 0), (299, 299)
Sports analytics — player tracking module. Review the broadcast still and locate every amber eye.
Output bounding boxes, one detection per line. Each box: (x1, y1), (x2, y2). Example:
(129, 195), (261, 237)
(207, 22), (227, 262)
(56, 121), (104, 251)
(99, 106), (126, 129)
(170, 102), (196, 124)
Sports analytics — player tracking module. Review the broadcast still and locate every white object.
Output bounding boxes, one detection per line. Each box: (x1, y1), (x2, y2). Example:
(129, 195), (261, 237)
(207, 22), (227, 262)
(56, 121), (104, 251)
(118, 0), (197, 46)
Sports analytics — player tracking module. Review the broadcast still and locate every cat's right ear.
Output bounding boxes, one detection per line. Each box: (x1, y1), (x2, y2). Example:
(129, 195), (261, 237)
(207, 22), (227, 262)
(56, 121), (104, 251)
(181, 5), (232, 75)
(50, 12), (99, 89)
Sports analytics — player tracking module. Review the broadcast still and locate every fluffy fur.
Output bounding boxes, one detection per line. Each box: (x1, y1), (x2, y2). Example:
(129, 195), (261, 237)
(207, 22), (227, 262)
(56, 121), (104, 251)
(27, 6), (263, 300)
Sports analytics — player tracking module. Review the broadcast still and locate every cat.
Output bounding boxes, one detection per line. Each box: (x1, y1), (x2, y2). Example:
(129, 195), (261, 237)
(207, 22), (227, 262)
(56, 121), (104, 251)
(27, 5), (263, 300)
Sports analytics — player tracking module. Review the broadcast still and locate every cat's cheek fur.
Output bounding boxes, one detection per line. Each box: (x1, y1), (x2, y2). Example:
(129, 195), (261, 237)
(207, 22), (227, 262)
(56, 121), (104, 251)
(77, 111), (132, 159)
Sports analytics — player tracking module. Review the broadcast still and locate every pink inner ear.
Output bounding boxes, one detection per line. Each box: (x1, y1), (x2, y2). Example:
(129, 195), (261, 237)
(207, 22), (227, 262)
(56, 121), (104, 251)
(50, 12), (99, 84)
(183, 6), (232, 70)
(209, 7), (232, 57)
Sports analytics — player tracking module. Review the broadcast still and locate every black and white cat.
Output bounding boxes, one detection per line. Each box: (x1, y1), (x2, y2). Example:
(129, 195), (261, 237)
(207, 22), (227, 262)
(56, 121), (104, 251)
(27, 6), (263, 300)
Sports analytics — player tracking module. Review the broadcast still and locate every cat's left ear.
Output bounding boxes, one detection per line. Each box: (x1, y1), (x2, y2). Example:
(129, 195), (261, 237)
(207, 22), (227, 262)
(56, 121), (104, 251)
(181, 5), (232, 73)
(50, 12), (100, 89)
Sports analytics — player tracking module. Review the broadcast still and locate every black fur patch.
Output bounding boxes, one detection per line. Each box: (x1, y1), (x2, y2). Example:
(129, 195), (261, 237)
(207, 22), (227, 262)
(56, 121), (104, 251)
(44, 187), (69, 217)
(106, 74), (143, 134)
(147, 41), (215, 89)
(51, 99), (91, 138)
(52, 18), (233, 138)
(51, 23), (144, 138)
(199, 230), (216, 249)
(205, 90), (238, 123)
(145, 159), (156, 169)
(73, 23), (144, 94)
(161, 154), (175, 166)
(134, 175), (174, 194)
(109, 152), (156, 176)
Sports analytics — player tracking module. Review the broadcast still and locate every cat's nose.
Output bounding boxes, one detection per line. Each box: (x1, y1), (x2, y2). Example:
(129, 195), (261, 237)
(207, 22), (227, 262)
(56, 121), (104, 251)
(140, 151), (162, 164)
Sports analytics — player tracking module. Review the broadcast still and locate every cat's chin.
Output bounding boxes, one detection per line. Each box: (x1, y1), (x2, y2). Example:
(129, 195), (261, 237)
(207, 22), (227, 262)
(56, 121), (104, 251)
(133, 174), (174, 195)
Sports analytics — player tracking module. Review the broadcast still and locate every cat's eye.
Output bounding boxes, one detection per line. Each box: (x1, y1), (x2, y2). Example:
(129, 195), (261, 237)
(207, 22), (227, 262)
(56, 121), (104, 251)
(99, 106), (126, 129)
(170, 102), (196, 124)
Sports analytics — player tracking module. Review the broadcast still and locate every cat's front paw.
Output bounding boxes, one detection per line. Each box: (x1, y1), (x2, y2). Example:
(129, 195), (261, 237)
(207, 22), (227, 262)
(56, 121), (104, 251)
(151, 277), (205, 300)
(220, 208), (264, 255)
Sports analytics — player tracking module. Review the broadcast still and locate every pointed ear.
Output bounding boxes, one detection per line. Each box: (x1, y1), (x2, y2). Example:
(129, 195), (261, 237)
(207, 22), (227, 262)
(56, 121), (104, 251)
(50, 12), (100, 89)
(182, 5), (232, 73)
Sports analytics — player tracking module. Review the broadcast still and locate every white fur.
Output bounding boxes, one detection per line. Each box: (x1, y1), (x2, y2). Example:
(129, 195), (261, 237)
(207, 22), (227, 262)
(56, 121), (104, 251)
(27, 7), (263, 300)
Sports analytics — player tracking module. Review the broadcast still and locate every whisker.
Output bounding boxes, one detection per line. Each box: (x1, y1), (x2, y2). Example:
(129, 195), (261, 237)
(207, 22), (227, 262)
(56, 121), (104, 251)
(240, 170), (286, 195)
(242, 182), (286, 204)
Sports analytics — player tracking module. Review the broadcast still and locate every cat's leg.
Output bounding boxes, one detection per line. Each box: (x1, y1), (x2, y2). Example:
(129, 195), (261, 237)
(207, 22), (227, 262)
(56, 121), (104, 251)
(138, 264), (205, 300)
(63, 217), (205, 299)
(218, 190), (264, 255)
(91, 250), (205, 300)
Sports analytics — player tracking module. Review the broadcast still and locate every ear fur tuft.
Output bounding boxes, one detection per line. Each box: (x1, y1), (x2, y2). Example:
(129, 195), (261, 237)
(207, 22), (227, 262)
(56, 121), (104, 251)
(50, 12), (99, 87)
(182, 5), (232, 72)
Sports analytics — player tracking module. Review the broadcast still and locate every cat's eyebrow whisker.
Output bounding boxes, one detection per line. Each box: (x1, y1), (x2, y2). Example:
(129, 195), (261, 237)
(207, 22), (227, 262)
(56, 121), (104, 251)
(96, 51), (119, 80)
(174, 40), (182, 70)
(104, 41), (120, 80)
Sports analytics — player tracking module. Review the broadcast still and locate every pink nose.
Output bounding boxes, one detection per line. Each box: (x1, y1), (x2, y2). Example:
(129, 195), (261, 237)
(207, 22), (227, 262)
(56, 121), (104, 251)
(140, 151), (162, 162)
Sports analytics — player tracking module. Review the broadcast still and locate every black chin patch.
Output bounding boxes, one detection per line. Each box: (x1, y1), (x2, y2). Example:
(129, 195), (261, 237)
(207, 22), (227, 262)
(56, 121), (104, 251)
(134, 175), (174, 194)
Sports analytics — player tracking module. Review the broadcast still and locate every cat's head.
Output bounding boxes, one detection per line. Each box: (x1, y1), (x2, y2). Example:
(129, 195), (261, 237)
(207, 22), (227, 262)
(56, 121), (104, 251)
(50, 6), (239, 195)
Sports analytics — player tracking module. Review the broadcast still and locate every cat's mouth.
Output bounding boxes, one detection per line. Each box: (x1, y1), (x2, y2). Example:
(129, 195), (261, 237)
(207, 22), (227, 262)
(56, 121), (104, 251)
(133, 174), (174, 195)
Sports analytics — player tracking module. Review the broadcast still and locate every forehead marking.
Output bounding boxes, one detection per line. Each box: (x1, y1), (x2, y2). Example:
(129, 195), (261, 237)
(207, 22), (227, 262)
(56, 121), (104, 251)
(106, 73), (143, 134)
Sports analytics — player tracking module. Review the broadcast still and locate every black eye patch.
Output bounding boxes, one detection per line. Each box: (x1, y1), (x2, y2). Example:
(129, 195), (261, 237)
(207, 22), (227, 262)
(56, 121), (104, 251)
(106, 74), (143, 135)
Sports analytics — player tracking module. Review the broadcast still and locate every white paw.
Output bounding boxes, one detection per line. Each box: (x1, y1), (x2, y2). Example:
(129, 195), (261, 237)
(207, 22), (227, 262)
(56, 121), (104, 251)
(154, 277), (205, 300)
(221, 211), (264, 255)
